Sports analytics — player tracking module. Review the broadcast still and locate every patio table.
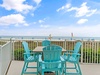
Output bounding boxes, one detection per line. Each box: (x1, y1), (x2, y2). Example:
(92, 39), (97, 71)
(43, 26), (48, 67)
(33, 46), (66, 53)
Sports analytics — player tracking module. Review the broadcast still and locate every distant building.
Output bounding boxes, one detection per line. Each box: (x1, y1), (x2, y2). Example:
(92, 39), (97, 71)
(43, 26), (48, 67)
(48, 34), (52, 40)
(71, 32), (73, 40)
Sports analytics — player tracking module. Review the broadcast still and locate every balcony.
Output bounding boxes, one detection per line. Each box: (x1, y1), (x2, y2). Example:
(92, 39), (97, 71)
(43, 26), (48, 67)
(0, 38), (100, 75)
(7, 61), (100, 75)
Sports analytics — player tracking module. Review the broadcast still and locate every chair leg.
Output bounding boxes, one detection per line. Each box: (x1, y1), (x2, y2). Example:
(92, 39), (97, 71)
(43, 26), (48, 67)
(37, 62), (39, 75)
(42, 71), (44, 75)
(65, 62), (67, 75)
(21, 61), (39, 75)
(61, 61), (65, 75)
(74, 63), (78, 72)
(58, 71), (60, 75)
(60, 70), (63, 75)
(55, 71), (58, 75)
(25, 62), (28, 71)
(77, 63), (82, 75)
(21, 62), (27, 75)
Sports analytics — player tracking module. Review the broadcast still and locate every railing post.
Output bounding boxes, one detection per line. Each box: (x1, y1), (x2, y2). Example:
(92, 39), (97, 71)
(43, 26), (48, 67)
(10, 38), (15, 60)
(37, 41), (38, 46)
(81, 41), (83, 63)
(97, 42), (99, 63)
(64, 39), (66, 49)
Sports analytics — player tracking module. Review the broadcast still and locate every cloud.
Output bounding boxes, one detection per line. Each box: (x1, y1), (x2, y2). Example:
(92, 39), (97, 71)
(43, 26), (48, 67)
(75, 2), (97, 17)
(77, 19), (88, 24)
(0, 14), (28, 26)
(31, 13), (34, 17)
(40, 24), (50, 28)
(1, 24), (100, 37)
(37, 24), (100, 37)
(57, 2), (97, 17)
(33, 22), (36, 24)
(39, 20), (44, 23)
(33, 0), (41, 5)
(38, 18), (48, 24)
(0, 0), (33, 13)
(57, 3), (71, 12)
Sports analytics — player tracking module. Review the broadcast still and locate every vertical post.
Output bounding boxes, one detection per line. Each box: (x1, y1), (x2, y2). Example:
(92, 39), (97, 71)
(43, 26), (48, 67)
(10, 38), (12, 61)
(97, 41), (99, 63)
(71, 32), (73, 40)
(37, 41), (38, 46)
(81, 41), (83, 63)
(92, 41), (94, 63)
(11, 38), (15, 60)
(64, 39), (66, 50)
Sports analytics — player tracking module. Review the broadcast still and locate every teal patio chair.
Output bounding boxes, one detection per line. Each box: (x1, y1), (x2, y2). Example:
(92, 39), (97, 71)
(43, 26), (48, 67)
(38, 45), (64, 75)
(62, 41), (82, 75)
(42, 40), (51, 46)
(21, 41), (38, 75)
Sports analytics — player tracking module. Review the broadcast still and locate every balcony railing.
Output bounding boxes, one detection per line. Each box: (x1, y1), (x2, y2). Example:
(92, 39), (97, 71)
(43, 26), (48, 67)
(1, 38), (100, 63)
(11, 39), (100, 63)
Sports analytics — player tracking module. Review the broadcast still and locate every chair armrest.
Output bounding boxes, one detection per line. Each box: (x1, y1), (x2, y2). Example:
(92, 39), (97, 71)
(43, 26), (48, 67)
(63, 52), (72, 56)
(66, 50), (74, 52)
(63, 50), (74, 55)
(72, 53), (80, 56)
(29, 50), (35, 53)
(72, 53), (81, 61)
(23, 53), (37, 59)
(26, 49), (32, 52)
(63, 53), (80, 57)
(27, 50), (42, 56)
(23, 53), (34, 60)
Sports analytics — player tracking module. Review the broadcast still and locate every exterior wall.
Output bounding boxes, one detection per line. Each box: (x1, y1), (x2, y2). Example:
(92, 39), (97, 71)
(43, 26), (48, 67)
(0, 41), (12, 75)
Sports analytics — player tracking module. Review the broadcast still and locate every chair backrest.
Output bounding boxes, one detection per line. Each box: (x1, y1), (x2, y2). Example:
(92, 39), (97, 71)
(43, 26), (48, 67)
(22, 41), (30, 57)
(72, 42), (82, 58)
(43, 45), (62, 69)
(43, 45), (62, 61)
(42, 40), (51, 46)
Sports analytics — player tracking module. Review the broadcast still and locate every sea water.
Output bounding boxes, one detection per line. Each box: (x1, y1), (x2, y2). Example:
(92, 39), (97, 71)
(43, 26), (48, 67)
(0, 36), (100, 40)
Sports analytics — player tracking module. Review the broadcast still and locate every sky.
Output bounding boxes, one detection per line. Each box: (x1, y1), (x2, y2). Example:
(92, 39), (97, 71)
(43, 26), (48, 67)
(0, 0), (100, 37)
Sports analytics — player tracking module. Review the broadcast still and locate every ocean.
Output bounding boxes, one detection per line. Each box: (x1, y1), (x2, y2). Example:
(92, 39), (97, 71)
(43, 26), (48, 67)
(0, 36), (100, 40)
